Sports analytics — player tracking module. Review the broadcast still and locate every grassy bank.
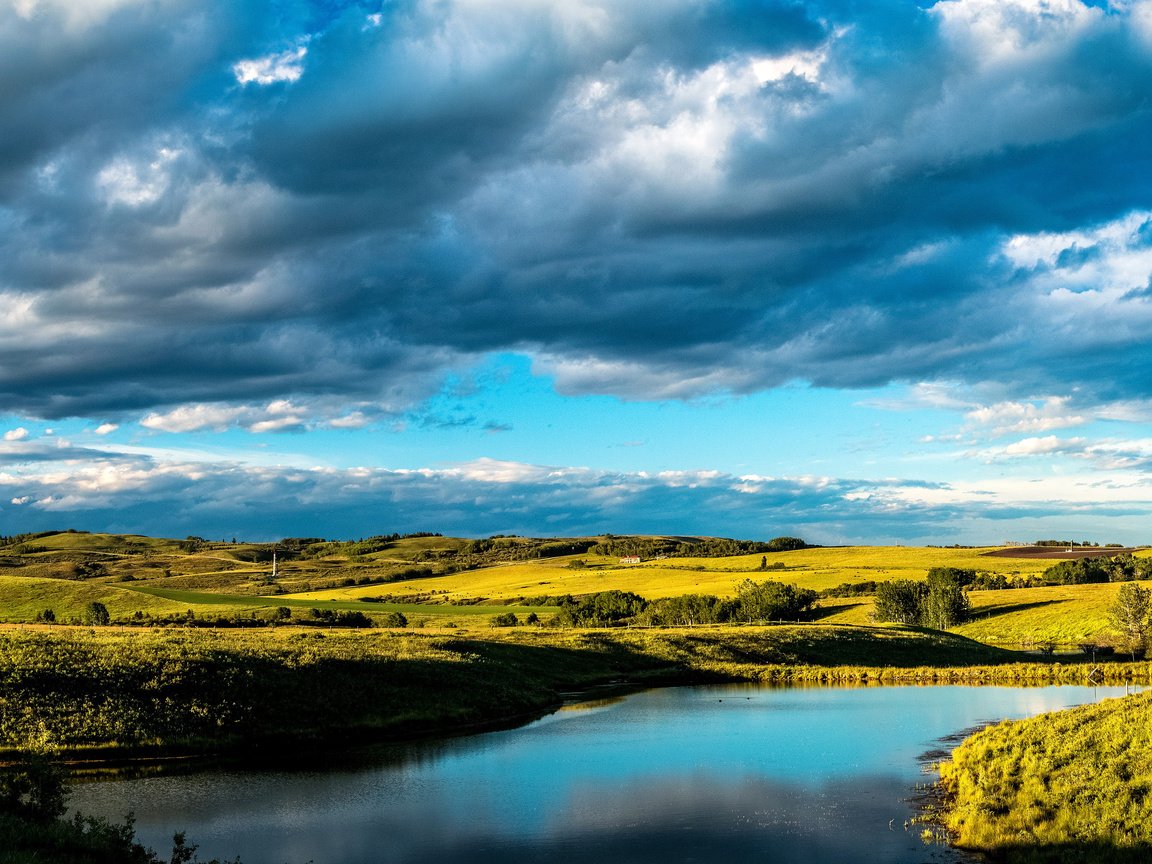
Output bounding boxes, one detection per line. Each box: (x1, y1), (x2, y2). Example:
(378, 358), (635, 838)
(936, 690), (1152, 862)
(1, 623), (1148, 757)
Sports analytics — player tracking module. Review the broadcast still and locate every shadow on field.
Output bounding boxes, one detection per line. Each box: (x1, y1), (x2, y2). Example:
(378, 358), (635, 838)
(808, 602), (863, 621)
(986, 841), (1152, 864)
(970, 599), (1066, 620)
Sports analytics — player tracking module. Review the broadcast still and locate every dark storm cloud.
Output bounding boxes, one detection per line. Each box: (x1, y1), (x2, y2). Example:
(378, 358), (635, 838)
(3, 0), (1152, 419)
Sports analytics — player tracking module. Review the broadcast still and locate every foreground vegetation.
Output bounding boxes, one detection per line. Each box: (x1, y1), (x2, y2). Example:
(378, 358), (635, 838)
(937, 690), (1152, 862)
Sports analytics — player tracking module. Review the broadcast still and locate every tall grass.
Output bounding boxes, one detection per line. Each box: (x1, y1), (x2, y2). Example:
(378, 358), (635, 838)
(937, 690), (1152, 861)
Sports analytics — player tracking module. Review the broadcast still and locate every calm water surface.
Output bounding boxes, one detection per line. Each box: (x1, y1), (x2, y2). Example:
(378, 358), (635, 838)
(69, 684), (1140, 864)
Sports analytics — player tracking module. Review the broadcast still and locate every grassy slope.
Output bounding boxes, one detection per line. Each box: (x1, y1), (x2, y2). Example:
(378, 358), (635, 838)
(0, 575), (190, 621)
(956, 582), (1148, 646)
(938, 690), (1152, 861)
(816, 581), (1152, 646)
(9, 532), (180, 553)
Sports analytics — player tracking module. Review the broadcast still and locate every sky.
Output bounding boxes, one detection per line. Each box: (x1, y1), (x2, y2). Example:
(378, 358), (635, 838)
(4, 0), (1152, 545)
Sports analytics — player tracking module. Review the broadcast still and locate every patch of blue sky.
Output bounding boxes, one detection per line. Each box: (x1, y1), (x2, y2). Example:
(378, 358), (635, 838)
(293, 353), (945, 479)
(5, 362), (1125, 493)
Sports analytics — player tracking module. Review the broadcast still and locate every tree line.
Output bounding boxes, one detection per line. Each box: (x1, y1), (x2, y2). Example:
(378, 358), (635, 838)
(825, 554), (1152, 600)
(588, 536), (808, 559)
(493, 579), (819, 628)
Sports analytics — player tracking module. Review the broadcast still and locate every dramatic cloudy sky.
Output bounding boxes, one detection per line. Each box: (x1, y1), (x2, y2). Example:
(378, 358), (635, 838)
(4, 0), (1152, 543)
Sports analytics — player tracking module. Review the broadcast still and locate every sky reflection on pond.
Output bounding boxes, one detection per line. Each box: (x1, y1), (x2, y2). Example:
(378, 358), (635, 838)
(69, 684), (1140, 864)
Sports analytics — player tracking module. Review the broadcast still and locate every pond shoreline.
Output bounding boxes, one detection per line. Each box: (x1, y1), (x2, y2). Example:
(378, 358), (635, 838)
(67, 682), (1141, 864)
(59, 675), (697, 778)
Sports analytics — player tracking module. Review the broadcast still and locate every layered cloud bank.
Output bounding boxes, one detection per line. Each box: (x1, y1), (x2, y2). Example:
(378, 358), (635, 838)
(4, 439), (1151, 543)
(2, 0), (1152, 419)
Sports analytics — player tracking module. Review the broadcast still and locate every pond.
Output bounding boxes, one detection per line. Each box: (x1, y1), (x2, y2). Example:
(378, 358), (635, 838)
(68, 683), (1140, 864)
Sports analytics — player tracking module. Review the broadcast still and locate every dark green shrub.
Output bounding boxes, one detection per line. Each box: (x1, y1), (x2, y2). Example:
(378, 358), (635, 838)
(381, 611), (408, 628)
(81, 602), (110, 626)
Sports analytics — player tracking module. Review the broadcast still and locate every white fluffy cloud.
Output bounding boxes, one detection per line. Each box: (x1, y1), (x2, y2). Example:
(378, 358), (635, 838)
(1001, 435), (1083, 457)
(233, 45), (308, 86)
(140, 401), (311, 434)
(966, 397), (1087, 436)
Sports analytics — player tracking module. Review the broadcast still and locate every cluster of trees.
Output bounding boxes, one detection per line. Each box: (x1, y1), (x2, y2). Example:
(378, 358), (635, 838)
(82, 602), (111, 626)
(35, 602), (111, 626)
(490, 611), (540, 627)
(545, 580), (819, 628)
(464, 538), (596, 559)
(721, 579), (818, 623)
(966, 573), (1036, 591)
(1032, 539), (1115, 547)
(821, 556), (1152, 606)
(1040, 554), (1152, 585)
(0, 530), (67, 547)
(588, 535), (808, 559)
(39, 602), (394, 630)
(296, 532), (443, 559)
(304, 609), (373, 628)
(1109, 583), (1152, 659)
(4, 544), (48, 555)
(819, 581), (878, 598)
(177, 536), (211, 553)
(69, 560), (106, 579)
(873, 568), (972, 630)
(554, 590), (649, 626)
(638, 594), (725, 626)
(940, 555), (1152, 594)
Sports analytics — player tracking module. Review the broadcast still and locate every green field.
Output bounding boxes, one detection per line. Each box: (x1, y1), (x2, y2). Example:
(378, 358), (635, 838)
(289, 544), (1062, 602)
(1, 532), (1146, 647)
